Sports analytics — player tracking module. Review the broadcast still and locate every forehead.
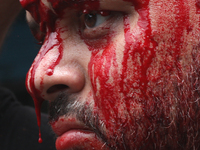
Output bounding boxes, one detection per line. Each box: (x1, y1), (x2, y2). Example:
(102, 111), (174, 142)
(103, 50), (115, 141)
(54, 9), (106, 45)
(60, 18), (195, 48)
(21, 0), (196, 19)
(21, 0), (133, 10)
(23, 0), (198, 37)
(22, 0), (137, 28)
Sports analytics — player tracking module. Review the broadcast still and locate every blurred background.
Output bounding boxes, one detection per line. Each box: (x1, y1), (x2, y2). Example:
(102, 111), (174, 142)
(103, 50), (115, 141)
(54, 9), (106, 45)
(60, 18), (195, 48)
(0, 10), (48, 113)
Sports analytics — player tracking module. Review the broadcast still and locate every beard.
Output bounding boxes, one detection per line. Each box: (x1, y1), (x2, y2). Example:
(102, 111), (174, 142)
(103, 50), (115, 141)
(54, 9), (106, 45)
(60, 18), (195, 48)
(49, 46), (200, 150)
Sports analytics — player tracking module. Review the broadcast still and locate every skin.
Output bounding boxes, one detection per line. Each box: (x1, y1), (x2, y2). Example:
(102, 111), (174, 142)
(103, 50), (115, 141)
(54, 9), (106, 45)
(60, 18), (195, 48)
(20, 0), (200, 149)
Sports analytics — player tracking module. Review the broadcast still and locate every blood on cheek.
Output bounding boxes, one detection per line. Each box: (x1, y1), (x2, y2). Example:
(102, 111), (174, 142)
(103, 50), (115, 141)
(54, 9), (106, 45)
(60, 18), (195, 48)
(88, 1), (195, 147)
(88, 1), (157, 139)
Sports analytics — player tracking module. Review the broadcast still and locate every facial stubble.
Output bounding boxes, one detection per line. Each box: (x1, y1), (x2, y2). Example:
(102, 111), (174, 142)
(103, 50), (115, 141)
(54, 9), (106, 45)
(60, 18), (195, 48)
(48, 46), (200, 150)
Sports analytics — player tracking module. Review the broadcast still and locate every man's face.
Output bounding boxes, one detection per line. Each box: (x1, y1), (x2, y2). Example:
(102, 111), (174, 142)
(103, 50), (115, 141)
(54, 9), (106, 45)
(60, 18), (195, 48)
(21, 0), (200, 149)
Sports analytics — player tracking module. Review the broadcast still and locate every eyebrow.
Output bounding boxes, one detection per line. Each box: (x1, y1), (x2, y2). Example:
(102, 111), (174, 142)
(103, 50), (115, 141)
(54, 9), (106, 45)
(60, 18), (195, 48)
(49, 0), (100, 4)
(49, 0), (101, 14)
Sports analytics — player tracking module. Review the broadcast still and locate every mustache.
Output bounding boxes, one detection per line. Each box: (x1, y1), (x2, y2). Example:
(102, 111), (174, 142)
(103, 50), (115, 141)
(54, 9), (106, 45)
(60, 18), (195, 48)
(48, 92), (108, 145)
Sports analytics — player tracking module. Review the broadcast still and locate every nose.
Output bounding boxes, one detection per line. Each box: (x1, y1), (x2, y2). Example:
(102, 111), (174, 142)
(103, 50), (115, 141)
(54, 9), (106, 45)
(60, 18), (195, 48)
(26, 32), (85, 102)
(40, 64), (85, 101)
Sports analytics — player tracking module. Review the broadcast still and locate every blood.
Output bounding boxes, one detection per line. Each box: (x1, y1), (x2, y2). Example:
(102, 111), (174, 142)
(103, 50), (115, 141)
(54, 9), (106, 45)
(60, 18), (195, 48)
(38, 130), (43, 143)
(46, 69), (54, 76)
(99, 10), (111, 16)
(83, 9), (89, 14)
(20, 0), (64, 143)
(47, 0), (100, 15)
(87, 1), (155, 147)
(87, 0), (193, 148)
(196, 0), (200, 13)
(20, 0), (100, 143)
(25, 30), (63, 143)
(20, 0), (195, 147)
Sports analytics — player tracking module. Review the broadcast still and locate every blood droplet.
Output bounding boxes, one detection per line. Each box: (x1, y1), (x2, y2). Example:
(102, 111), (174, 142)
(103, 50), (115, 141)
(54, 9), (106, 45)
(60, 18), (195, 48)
(38, 131), (43, 143)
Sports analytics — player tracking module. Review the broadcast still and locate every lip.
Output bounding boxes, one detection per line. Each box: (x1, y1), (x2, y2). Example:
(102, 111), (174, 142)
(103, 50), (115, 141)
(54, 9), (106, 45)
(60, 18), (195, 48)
(50, 116), (109, 150)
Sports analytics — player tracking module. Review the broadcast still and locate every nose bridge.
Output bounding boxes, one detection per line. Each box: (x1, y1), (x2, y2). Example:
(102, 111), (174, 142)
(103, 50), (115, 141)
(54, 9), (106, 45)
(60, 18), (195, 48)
(26, 31), (63, 99)
(26, 31), (85, 102)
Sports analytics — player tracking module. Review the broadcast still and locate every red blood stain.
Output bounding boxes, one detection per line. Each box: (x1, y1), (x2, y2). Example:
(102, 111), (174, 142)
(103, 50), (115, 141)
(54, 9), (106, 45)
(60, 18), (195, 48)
(99, 10), (111, 16)
(25, 30), (63, 142)
(21, 0), (63, 143)
(47, 0), (100, 15)
(20, 0), (100, 143)
(20, 0), (198, 147)
(87, 0), (193, 148)
(87, 1), (156, 147)
(196, 0), (200, 13)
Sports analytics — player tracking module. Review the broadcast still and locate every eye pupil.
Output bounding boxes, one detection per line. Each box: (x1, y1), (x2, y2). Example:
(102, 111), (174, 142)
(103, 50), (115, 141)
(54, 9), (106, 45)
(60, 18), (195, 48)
(84, 13), (97, 28)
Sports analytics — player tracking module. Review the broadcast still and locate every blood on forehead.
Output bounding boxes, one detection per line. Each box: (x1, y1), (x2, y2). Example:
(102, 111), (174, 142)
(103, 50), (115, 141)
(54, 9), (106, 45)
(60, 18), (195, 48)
(20, 0), (100, 32)
(20, 0), (100, 20)
(19, 0), (145, 20)
(48, 0), (100, 13)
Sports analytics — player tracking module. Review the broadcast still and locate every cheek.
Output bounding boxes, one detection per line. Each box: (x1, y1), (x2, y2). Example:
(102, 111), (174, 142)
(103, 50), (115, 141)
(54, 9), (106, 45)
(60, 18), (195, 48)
(87, 0), (198, 135)
(87, 7), (157, 130)
(88, 40), (123, 134)
(148, 0), (200, 85)
(87, 1), (200, 145)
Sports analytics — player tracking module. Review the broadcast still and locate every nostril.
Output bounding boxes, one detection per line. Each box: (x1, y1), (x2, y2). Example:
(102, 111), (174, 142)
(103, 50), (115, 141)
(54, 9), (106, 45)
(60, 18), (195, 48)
(47, 84), (68, 94)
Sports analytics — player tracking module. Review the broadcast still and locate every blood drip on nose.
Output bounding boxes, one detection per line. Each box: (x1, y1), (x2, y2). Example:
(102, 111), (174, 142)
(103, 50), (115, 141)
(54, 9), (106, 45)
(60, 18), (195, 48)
(20, 0), (100, 143)
(25, 34), (63, 143)
(20, 0), (63, 143)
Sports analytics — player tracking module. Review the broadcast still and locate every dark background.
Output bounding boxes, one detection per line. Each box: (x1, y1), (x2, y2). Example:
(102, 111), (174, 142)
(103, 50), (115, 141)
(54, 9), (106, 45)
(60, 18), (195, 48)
(0, 10), (48, 113)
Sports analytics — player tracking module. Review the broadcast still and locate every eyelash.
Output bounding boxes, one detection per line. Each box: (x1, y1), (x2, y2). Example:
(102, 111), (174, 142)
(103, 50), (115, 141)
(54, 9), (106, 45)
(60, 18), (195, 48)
(80, 10), (111, 28)
(33, 10), (117, 44)
(79, 10), (121, 40)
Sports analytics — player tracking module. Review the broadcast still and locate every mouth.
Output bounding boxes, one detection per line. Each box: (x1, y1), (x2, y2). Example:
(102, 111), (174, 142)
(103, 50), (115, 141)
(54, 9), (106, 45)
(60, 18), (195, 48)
(50, 116), (109, 150)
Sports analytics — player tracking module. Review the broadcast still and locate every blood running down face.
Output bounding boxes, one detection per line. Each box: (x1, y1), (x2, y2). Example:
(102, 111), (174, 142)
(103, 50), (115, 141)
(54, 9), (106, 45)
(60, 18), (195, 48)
(20, 0), (200, 149)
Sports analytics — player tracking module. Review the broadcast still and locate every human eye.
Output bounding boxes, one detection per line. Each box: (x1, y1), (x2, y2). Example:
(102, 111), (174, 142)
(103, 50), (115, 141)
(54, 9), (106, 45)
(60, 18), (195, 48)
(81, 11), (111, 29)
(79, 10), (120, 39)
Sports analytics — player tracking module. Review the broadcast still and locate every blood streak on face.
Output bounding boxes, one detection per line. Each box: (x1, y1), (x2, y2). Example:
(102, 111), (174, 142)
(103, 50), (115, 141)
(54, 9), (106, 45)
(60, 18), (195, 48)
(87, 0), (196, 148)
(20, 0), (100, 143)
(196, 0), (200, 13)
(87, 0), (158, 147)
(20, 0), (200, 148)
(20, 0), (64, 143)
